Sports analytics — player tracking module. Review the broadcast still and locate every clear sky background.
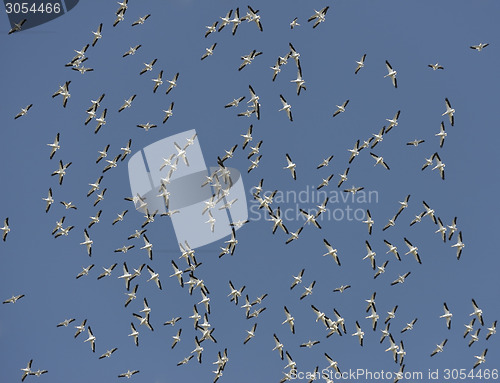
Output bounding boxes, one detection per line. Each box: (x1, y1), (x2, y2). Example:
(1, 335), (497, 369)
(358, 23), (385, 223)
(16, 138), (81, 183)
(1, 1), (499, 382)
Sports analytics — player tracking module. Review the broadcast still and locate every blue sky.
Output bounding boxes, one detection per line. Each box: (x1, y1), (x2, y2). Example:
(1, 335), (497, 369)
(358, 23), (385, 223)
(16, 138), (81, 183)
(1, 0), (499, 382)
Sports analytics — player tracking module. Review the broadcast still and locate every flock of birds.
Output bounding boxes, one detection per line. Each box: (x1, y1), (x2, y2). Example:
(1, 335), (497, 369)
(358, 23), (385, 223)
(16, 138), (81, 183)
(3, 1), (497, 382)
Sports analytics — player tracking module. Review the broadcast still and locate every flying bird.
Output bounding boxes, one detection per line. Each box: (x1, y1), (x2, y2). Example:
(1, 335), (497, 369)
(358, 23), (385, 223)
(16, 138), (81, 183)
(99, 348), (118, 359)
(8, 18), (26, 34)
(486, 321), (497, 341)
(468, 328), (481, 347)
(94, 109), (107, 134)
(290, 269), (305, 290)
(355, 54), (366, 74)
(385, 110), (401, 132)
(80, 229), (93, 256)
(132, 14), (151, 26)
(279, 95), (293, 121)
(374, 260), (389, 279)
(20, 359), (32, 382)
(91, 23), (103, 46)
(47, 133), (61, 159)
(114, 245), (135, 254)
(299, 281), (316, 300)
(290, 17), (300, 29)
(147, 265), (162, 290)
(239, 50), (262, 71)
(362, 210), (374, 235)
(370, 153), (390, 170)
(123, 45), (142, 57)
(300, 340), (320, 348)
(177, 355), (194, 366)
(273, 334), (284, 360)
(384, 240), (401, 261)
(166, 72), (179, 94)
(428, 62), (444, 70)
(384, 60), (398, 88)
(337, 167), (349, 188)
(97, 263), (117, 280)
(3, 294), (24, 304)
(124, 285), (139, 307)
(225, 96), (245, 109)
(118, 370), (140, 379)
(57, 318), (75, 328)
(163, 316), (182, 326)
(385, 305), (398, 324)
(218, 9), (233, 32)
(344, 185), (364, 195)
(435, 122), (447, 147)
(290, 62), (306, 95)
(317, 174), (333, 190)
(300, 209), (321, 229)
(119, 94), (137, 111)
(422, 201), (437, 224)
(380, 323), (391, 344)
(432, 152), (446, 180)
(435, 218), (447, 242)
(430, 339), (448, 357)
(406, 139), (425, 147)
(133, 312), (154, 332)
(52, 81), (71, 107)
(112, 210), (128, 225)
(42, 189), (54, 213)
(363, 241), (377, 270)
(160, 102), (175, 124)
(352, 321), (364, 346)
(171, 329), (182, 349)
(308, 6), (329, 28)
(333, 284), (351, 293)
(440, 302), (453, 329)
(464, 318), (476, 338)
(120, 139), (132, 161)
(332, 100), (349, 117)
(270, 59), (282, 81)
(366, 307), (379, 331)
(241, 124), (253, 150)
(470, 43), (489, 51)
(51, 160), (72, 185)
(170, 261), (184, 288)
(470, 299), (484, 326)
(140, 59), (157, 75)
(391, 272), (411, 286)
(317, 155), (334, 169)
(14, 104), (33, 119)
(243, 323), (257, 344)
(201, 43), (217, 60)
(118, 262), (136, 291)
(73, 319), (87, 338)
(403, 237), (422, 264)
(473, 349), (488, 369)
(284, 153), (296, 179)
(76, 264), (94, 279)
(442, 98), (455, 126)
(243, 5), (263, 31)
(282, 306), (295, 334)
(451, 231), (465, 259)
(205, 21), (218, 38)
(84, 326), (96, 352)
(400, 318), (418, 333)
(230, 7), (242, 35)
(348, 140), (363, 163)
